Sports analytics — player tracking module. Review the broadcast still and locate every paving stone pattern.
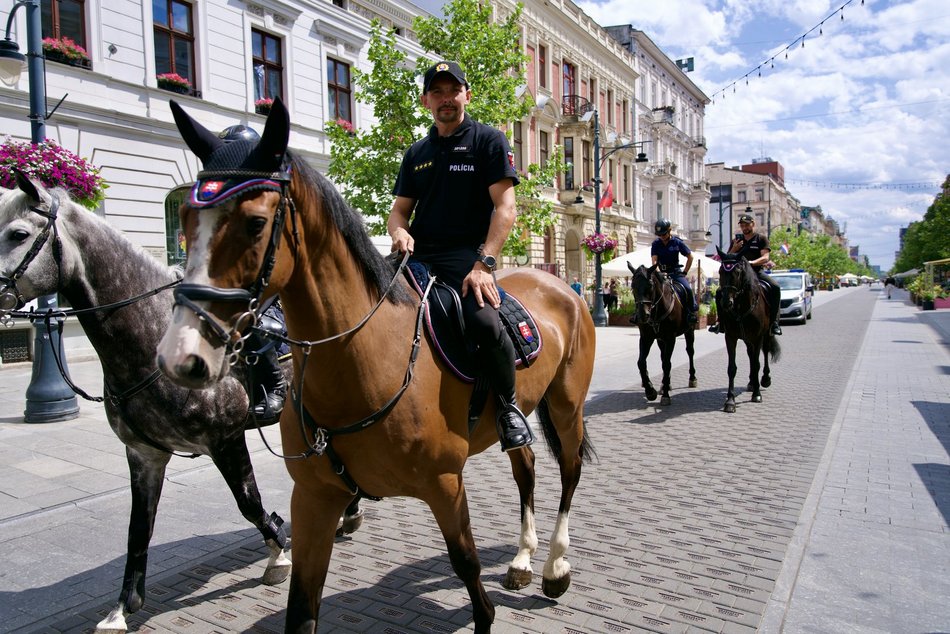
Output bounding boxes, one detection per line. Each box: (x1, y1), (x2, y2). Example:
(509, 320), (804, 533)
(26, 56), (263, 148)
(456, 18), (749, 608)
(27, 291), (879, 633)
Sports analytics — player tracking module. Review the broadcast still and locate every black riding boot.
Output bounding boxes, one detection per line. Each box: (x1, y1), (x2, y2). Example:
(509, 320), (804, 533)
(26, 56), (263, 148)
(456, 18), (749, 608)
(477, 335), (535, 452)
(768, 284), (783, 336)
(244, 316), (287, 420)
(708, 292), (722, 334)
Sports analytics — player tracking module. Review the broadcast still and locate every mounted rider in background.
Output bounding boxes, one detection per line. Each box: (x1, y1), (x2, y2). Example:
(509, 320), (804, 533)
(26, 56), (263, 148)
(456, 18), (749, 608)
(650, 218), (697, 324)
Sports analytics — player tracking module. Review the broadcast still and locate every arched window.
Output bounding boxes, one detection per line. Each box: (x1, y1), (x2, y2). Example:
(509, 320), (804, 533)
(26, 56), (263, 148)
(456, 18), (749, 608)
(164, 184), (191, 266)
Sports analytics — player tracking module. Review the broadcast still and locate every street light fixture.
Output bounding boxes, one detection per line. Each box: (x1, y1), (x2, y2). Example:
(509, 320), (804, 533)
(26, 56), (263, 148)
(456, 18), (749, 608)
(0, 0), (79, 422)
(583, 108), (650, 327)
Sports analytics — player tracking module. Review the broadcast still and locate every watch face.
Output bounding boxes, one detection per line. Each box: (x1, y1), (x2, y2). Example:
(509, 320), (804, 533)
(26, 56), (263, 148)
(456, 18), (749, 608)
(481, 255), (496, 269)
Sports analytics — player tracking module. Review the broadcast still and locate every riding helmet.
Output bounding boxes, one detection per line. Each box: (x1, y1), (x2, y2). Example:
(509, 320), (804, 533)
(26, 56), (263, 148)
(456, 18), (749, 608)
(218, 124), (260, 142)
(654, 218), (671, 236)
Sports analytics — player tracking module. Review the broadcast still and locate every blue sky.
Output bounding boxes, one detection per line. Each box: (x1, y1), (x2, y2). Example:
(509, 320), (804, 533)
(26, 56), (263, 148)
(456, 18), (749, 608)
(409, 0), (949, 271)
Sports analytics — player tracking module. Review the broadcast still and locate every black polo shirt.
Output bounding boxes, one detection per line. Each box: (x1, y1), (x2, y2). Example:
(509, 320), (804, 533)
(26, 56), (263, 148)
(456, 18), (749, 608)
(730, 231), (770, 270)
(392, 114), (519, 253)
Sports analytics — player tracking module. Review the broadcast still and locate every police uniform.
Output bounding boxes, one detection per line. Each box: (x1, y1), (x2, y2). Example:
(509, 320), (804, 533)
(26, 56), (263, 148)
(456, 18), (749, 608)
(651, 235), (697, 313)
(729, 230), (782, 333)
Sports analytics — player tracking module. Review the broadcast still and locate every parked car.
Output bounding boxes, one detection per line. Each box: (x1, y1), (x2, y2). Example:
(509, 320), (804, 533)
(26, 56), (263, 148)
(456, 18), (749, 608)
(771, 269), (814, 324)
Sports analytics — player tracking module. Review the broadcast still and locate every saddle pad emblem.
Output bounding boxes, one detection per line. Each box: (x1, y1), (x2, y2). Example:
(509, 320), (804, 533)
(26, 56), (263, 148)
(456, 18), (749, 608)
(518, 321), (534, 343)
(198, 180), (225, 200)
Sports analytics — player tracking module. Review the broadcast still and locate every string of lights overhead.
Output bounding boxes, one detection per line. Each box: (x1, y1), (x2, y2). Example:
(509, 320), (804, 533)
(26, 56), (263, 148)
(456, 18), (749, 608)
(787, 179), (941, 192)
(709, 0), (865, 103)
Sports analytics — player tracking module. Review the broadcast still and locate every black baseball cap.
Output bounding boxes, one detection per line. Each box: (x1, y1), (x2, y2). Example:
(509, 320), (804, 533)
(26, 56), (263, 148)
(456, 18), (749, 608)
(423, 61), (467, 93)
(738, 213), (754, 224)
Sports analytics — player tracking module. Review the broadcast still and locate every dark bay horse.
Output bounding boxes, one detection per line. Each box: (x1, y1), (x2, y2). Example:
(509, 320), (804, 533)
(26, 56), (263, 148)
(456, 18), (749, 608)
(156, 99), (596, 633)
(715, 247), (781, 412)
(628, 263), (697, 405)
(0, 173), (291, 634)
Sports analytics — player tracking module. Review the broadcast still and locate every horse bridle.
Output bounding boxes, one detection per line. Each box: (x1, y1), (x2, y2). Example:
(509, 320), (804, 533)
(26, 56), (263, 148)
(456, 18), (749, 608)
(634, 268), (674, 330)
(0, 193), (61, 317)
(171, 167), (297, 364)
(718, 259), (760, 321)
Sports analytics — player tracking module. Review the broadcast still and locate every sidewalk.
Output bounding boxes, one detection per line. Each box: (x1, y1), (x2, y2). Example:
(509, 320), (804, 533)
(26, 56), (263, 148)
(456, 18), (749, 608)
(0, 285), (947, 633)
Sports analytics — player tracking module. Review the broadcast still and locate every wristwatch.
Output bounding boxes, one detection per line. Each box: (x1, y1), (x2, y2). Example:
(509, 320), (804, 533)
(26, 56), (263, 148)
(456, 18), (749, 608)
(477, 254), (497, 271)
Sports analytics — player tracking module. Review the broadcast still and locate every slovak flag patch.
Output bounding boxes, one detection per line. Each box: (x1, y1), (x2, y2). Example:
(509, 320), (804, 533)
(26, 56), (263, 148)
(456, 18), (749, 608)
(507, 151), (515, 168)
(518, 321), (534, 343)
(198, 180), (225, 201)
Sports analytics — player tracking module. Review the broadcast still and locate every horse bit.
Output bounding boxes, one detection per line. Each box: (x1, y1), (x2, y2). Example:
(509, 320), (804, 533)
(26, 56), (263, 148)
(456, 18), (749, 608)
(0, 193), (61, 322)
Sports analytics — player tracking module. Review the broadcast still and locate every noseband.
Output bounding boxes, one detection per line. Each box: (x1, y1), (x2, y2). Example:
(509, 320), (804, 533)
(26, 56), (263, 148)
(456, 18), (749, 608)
(718, 260), (759, 319)
(634, 269), (673, 330)
(0, 194), (61, 318)
(171, 167), (296, 363)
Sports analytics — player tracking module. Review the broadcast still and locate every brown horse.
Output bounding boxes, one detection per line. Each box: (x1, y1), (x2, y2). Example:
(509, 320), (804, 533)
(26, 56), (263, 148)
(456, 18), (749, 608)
(715, 247), (781, 412)
(628, 263), (697, 405)
(155, 98), (596, 633)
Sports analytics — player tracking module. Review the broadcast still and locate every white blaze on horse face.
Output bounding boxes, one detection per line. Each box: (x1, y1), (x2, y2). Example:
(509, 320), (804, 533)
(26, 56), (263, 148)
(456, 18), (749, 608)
(157, 206), (230, 381)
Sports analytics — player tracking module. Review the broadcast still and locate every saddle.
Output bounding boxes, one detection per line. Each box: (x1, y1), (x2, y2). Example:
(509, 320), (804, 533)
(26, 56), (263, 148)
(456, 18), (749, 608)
(405, 261), (542, 383)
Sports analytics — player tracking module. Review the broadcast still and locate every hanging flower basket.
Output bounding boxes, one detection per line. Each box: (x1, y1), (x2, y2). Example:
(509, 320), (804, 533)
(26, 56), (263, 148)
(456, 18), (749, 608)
(42, 37), (91, 68)
(0, 138), (108, 210)
(582, 232), (618, 261)
(255, 98), (274, 115)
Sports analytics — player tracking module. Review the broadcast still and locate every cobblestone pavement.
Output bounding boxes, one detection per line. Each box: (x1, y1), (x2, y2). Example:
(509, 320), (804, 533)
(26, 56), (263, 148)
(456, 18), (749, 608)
(1, 286), (947, 633)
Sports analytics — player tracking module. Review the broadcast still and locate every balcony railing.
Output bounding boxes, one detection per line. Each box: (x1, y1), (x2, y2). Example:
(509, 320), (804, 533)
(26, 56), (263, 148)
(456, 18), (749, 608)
(562, 94), (594, 117)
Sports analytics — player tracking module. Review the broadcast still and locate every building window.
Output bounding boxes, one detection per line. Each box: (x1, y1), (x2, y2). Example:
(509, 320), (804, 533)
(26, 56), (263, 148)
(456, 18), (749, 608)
(332, 0), (346, 7)
(164, 184), (191, 266)
(327, 58), (352, 124)
(622, 164), (630, 206)
(582, 140), (591, 185)
(513, 121), (523, 172)
(564, 136), (574, 191)
(622, 99), (629, 134)
(538, 44), (546, 89)
(539, 130), (549, 170)
(562, 61), (576, 99)
(42, 0), (87, 54)
(606, 89), (613, 125)
(153, 0), (195, 89)
(656, 190), (663, 220)
(252, 28), (283, 103)
(737, 189), (747, 203)
(755, 187), (764, 202)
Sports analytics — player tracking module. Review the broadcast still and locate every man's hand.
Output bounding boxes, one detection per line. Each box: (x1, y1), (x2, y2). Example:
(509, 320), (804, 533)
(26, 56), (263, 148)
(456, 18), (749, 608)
(462, 265), (500, 309)
(390, 227), (414, 254)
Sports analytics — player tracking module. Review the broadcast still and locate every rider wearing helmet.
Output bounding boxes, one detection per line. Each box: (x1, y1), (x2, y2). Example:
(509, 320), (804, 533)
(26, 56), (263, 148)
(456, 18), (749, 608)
(217, 124), (288, 420)
(650, 219), (698, 324)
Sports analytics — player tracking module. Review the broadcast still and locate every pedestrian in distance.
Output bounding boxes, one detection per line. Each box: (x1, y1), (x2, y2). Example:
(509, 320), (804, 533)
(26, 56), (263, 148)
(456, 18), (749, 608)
(388, 60), (534, 452)
(571, 276), (583, 296)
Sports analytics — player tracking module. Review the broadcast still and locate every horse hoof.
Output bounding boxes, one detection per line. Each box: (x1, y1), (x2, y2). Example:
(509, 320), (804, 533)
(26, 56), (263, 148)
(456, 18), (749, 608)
(723, 403), (736, 413)
(336, 508), (364, 536)
(688, 378), (698, 388)
(660, 396), (671, 406)
(645, 389), (658, 401)
(262, 559), (291, 585)
(761, 376), (771, 388)
(503, 566), (533, 590)
(542, 571), (571, 598)
(95, 607), (128, 634)
(752, 394), (763, 403)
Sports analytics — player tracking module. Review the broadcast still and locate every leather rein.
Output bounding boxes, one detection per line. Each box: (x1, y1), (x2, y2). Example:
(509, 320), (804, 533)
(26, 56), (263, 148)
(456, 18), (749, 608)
(718, 260), (761, 333)
(636, 269), (677, 331)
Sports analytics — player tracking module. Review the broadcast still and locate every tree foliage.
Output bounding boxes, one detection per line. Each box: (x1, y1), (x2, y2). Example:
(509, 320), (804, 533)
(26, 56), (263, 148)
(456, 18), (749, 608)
(324, 0), (563, 254)
(892, 175), (950, 273)
(769, 229), (863, 278)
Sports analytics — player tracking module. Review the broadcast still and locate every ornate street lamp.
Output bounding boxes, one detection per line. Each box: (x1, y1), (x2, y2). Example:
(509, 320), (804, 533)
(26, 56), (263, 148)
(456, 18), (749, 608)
(582, 108), (649, 326)
(0, 0), (79, 422)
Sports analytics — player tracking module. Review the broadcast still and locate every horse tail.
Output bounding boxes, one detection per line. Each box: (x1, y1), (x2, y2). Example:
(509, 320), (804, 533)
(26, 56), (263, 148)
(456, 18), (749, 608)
(535, 398), (597, 465)
(767, 334), (782, 363)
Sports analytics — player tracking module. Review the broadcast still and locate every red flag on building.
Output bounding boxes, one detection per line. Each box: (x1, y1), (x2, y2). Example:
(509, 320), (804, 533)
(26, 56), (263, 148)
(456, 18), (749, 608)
(598, 181), (614, 210)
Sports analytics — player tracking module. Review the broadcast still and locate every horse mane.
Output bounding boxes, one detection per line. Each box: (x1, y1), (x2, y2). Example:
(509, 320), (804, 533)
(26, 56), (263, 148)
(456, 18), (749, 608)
(287, 152), (412, 305)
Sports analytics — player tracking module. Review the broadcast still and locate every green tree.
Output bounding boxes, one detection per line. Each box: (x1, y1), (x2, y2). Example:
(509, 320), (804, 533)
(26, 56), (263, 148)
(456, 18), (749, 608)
(893, 175), (950, 273)
(325, 0), (564, 254)
(771, 230), (856, 280)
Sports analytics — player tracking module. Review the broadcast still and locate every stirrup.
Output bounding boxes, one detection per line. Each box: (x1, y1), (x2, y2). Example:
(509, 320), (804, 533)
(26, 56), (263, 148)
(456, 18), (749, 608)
(496, 405), (534, 452)
(770, 322), (783, 336)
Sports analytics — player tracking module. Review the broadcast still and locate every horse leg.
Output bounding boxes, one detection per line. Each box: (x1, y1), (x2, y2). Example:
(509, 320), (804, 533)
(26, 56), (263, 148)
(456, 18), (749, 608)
(638, 335), (657, 401)
(746, 342), (763, 403)
(761, 336), (773, 388)
(723, 335), (738, 413)
(502, 445), (538, 591)
(336, 495), (364, 536)
(685, 328), (697, 388)
(285, 487), (350, 633)
(659, 336), (675, 406)
(426, 475), (494, 634)
(95, 448), (169, 634)
(208, 437), (290, 585)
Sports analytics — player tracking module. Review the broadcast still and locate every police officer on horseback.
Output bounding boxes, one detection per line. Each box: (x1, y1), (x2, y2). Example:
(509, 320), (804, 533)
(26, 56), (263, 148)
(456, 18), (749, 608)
(650, 219), (698, 324)
(710, 212), (783, 336)
(388, 61), (534, 452)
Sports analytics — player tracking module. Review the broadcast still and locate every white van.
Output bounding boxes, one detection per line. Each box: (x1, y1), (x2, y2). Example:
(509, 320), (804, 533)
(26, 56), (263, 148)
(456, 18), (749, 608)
(770, 269), (814, 324)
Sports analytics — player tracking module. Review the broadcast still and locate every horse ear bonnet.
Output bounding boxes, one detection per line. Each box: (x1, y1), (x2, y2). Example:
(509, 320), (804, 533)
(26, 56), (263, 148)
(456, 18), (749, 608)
(170, 98), (292, 208)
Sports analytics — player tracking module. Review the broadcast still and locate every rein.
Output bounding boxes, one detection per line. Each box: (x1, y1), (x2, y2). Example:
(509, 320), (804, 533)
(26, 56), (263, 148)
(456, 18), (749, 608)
(637, 270), (676, 331)
(719, 262), (761, 334)
(0, 196), (60, 314)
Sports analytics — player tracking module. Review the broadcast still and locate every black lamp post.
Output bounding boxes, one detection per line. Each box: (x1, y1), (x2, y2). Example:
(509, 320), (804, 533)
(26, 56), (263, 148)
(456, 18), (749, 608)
(0, 0), (79, 422)
(586, 108), (649, 327)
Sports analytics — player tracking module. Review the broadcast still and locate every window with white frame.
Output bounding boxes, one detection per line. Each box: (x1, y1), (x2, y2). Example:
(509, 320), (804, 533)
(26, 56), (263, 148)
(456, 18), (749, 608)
(153, 0), (196, 93)
(327, 58), (352, 124)
(43, 0), (88, 66)
(252, 28), (283, 107)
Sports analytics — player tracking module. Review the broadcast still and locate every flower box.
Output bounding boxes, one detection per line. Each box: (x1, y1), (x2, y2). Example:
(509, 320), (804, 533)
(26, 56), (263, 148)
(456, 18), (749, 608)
(0, 139), (107, 210)
(42, 37), (91, 69)
(255, 98), (274, 115)
(157, 73), (193, 94)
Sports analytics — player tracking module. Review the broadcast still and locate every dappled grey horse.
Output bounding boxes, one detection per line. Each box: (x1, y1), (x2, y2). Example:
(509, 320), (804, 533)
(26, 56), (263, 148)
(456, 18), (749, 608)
(0, 173), (294, 633)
